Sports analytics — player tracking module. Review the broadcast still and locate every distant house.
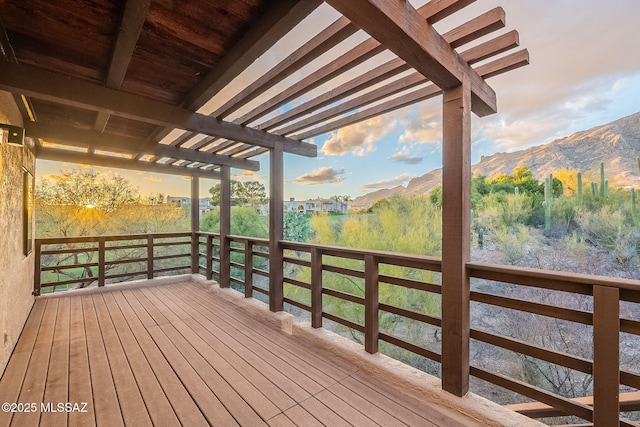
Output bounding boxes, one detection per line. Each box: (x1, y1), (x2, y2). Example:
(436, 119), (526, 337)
(167, 196), (214, 216)
(283, 197), (348, 214)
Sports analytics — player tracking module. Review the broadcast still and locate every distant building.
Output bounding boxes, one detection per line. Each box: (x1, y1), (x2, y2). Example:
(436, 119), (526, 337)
(283, 197), (348, 214)
(167, 196), (214, 216)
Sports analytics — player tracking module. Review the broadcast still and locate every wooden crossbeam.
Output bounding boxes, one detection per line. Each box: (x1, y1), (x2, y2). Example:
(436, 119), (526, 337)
(0, 62), (317, 157)
(94, 0), (150, 133)
(25, 122), (260, 171)
(37, 147), (221, 179)
(258, 7), (506, 133)
(292, 49), (529, 140)
(148, 0), (322, 144)
(234, 0), (484, 127)
(212, 16), (358, 119)
(324, 0), (497, 116)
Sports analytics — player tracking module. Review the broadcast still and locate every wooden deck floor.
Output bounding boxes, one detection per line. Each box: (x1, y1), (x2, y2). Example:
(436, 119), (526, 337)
(0, 281), (483, 427)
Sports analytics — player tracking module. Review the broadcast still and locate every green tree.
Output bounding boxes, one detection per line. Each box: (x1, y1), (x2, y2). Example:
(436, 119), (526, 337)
(200, 207), (267, 238)
(283, 210), (313, 242)
(209, 180), (266, 207)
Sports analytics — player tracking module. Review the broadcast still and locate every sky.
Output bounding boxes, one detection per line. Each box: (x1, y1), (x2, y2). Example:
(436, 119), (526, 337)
(37, 0), (640, 200)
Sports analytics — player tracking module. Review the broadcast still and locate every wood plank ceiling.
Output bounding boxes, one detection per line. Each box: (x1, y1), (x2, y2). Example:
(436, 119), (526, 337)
(0, 0), (528, 178)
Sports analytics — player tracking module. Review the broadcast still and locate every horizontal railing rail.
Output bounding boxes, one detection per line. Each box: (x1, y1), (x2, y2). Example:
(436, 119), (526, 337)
(467, 262), (640, 425)
(34, 232), (193, 295)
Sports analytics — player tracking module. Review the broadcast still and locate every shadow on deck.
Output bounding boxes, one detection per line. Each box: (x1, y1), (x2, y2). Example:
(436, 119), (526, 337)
(0, 278), (537, 427)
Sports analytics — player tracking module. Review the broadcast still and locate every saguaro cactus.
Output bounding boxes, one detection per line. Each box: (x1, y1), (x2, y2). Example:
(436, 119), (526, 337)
(600, 162), (605, 200)
(577, 172), (583, 206)
(633, 188), (638, 227)
(591, 182), (598, 197)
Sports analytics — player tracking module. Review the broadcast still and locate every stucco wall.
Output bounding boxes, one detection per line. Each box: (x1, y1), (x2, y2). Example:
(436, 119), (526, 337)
(0, 91), (34, 376)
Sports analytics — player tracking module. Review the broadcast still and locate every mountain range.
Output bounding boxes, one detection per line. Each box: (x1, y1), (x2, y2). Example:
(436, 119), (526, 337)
(352, 112), (640, 208)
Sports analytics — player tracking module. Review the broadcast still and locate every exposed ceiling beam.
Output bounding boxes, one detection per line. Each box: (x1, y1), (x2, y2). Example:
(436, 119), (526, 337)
(37, 147), (221, 179)
(293, 49), (529, 140)
(25, 122), (260, 171)
(94, 0), (151, 133)
(181, 0), (322, 111)
(147, 0), (322, 145)
(234, 0), (480, 127)
(0, 62), (317, 157)
(324, 0), (497, 116)
(258, 7), (505, 132)
(276, 30), (520, 137)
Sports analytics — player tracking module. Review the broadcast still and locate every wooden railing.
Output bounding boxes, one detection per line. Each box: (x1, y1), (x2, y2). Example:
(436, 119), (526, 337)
(35, 232), (640, 424)
(34, 232), (193, 295)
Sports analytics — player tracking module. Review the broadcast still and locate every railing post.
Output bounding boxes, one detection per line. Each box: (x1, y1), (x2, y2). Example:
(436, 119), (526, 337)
(441, 79), (472, 397)
(269, 143), (284, 311)
(147, 234), (154, 279)
(98, 237), (105, 287)
(191, 232), (199, 274)
(244, 241), (253, 298)
(33, 239), (41, 296)
(206, 234), (213, 280)
(593, 285), (620, 426)
(364, 255), (379, 354)
(311, 247), (323, 328)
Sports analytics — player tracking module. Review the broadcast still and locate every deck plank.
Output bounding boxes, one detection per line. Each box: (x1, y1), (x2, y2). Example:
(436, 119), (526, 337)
(314, 388), (380, 426)
(101, 292), (181, 427)
(92, 294), (153, 426)
(67, 295), (95, 427)
(327, 381), (409, 427)
(81, 295), (124, 427)
(173, 284), (331, 393)
(11, 299), (58, 427)
(159, 322), (265, 426)
(111, 291), (209, 427)
(145, 324), (240, 426)
(298, 397), (350, 427)
(0, 300), (46, 427)
(127, 288), (169, 325)
(266, 413), (297, 427)
(170, 291), (316, 402)
(282, 405), (323, 427)
(40, 297), (70, 427)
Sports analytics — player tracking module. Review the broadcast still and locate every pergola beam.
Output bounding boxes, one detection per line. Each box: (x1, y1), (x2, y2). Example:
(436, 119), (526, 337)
(236, 0), (489, 128)
(0, 62), (317, 157)
(291, 48), (528, 140)
(94, 0), (150, 132)
(324, 0), (497, 116)
(37, 147), (222, 179)
(25, 122), (260, 171)
(259, 7), (506, 133)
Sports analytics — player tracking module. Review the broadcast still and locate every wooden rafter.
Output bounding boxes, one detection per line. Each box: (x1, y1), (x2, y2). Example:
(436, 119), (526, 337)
(37, 147), (221, 179)
(148, 0), (323, 145)
(231, 0), (482, 127)
(94, 0), (150, 133)
(257, 7), (506, 133)
(25, 122), (260, 171)
(0, 62), (317, 157)
(324, 0), (497, 116)
(292, 49), (529, 140)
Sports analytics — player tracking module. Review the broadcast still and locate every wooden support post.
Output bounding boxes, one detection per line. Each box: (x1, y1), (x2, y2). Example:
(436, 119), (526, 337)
(206, 234), (213, 280)
(219, 166), (231, 287)
(364, 254), (379, 354)
(269, 143), (284, 312)
(311, 247), (323, 328)
(244, 242), (253, 298)
(147, 234), (154, 279)
(33, 240), (41, 296)
(191, 176), (200, 274)
(593, 285), (620, 425)
(98, 237), (106, 287)
(441, 78), (472, 397)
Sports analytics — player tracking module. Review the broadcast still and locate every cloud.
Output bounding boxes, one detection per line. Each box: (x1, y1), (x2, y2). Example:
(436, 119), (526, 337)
(389, 146), (423, 164)
(294, 167), (345, 185)
(144, 174), (164, 183)
(361, 174), (411, 189)
(234, 170), (264, 182)
(321, 115), (397, 156)
(398, 104), (442, 145)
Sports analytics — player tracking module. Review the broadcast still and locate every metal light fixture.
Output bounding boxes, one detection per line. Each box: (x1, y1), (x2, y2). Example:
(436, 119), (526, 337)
(0, 124), (25, 146)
